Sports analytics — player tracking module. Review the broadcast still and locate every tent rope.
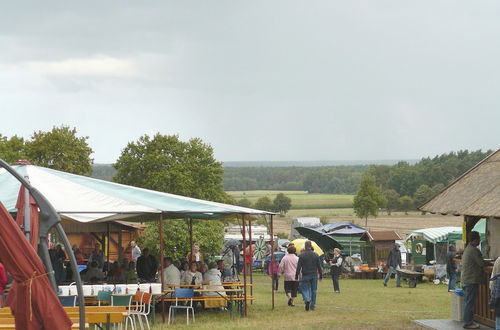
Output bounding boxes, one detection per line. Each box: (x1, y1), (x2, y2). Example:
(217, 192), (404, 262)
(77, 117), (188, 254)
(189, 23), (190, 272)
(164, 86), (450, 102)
(22, 270), (54, 321)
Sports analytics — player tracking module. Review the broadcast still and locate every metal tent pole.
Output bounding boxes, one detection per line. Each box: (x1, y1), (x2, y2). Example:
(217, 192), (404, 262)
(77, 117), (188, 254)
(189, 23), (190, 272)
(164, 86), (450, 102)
(189, 218), (193, 262)
(270, 215), (275, 310)
(159, 214), (165, 323)
(248, 217), (253, 302)
(241, 215), (247, 317)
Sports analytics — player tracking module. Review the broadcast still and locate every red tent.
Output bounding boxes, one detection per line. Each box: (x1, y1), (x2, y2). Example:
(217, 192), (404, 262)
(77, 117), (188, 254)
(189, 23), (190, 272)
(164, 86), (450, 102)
(15, 186), (39, 249)
(0, 202), (72, 330)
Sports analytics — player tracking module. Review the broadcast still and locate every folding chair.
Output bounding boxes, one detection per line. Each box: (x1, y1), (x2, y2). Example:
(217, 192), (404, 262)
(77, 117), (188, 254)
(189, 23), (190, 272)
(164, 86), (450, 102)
(129, 292), (152, 330)
(168, 288), (195, 325)
(58, 295), (77, 307)
(111, 294), (135, 330)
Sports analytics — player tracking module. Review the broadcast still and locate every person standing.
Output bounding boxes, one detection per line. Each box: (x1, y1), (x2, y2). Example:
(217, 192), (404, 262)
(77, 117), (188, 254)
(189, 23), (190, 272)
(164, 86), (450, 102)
(130, 241), (141, 263)
(330, 248), (342, 293)
(136, 248), (158, 282)
(52, 244), (67, 284)
(446, 245), (458, 292)
(187, 243), (204, 263)
(462, 231), (485, 329)
(295, 240), (322, 311)
(383, 243), (402, 287)
(89, 244), (104, 270)
(279, 245), (299, 307)
(0, 262), (7, 308)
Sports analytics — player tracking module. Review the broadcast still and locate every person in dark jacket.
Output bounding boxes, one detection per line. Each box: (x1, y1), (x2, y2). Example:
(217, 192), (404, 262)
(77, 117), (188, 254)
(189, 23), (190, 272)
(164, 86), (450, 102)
(446, 245), (458, 292)
(330, 248), (342, 293)
(383, 243), (402, 287)
(295, 240), (322, 311)
(136, 248), (158, 282)
(461, 231), (484, 329)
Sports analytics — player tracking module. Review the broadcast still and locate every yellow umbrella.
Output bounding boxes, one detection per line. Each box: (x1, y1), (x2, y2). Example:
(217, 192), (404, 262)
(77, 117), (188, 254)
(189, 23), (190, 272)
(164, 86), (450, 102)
(290, 238), (324, 256)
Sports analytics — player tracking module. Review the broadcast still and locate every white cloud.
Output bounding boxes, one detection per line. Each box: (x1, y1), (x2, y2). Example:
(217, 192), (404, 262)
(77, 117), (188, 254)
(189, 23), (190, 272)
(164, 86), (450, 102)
(25, 55), (139, 78)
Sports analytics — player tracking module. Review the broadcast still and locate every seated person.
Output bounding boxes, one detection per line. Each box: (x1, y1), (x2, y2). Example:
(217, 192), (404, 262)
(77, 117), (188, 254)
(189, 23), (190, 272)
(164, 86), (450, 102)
(83, 261), (105, 283)
(203, 262), (226, 297)
(217, 260), (231, 281)
(181, 262), (203, 286)
(162, 257), (181, 286)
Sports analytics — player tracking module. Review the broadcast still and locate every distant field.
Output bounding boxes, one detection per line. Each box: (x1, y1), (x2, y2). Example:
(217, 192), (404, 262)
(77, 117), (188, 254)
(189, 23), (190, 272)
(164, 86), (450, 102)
(226, 190), (354, 209)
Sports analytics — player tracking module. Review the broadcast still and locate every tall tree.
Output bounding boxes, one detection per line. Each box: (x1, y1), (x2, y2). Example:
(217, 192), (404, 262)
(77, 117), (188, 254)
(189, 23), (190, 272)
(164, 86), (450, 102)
(25, 126), (93, 175)
(399, 196), (414, 215)
(382, 189), (400, 215)
(273, 193), (292, 215)
(254, 196), (274, 212)
(353, 173), (386, 227)
(413, 184), (434, 209)
(0, 134), (26, 164)
(113, 133), (228, 258)
(114, 134), (227, 202)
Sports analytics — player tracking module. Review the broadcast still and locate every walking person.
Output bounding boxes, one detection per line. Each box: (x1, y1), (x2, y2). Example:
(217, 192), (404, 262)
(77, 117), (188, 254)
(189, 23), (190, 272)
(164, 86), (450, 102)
(330, 248), (342, 293)
(446, 245), (458, 292)
(462, 231), (485, 329)
(383, 243), (402, 287)
(279, 245), (299, 307)
(295, 240), (322, 311)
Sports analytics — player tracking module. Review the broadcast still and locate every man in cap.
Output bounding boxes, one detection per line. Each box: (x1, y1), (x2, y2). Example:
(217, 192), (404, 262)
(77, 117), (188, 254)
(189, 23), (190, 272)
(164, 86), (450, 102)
(461, 231), (484, 329)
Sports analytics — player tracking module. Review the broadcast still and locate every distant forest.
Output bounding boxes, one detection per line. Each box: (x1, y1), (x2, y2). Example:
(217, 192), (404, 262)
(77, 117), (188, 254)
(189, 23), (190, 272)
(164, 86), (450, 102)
(92, 149), (493, 198)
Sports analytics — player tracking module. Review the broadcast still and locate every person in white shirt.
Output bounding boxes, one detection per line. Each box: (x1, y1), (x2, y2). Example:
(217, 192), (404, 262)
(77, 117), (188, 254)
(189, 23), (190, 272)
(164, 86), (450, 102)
(203, 262), (226, 297)
(162, 257), (181, 286)
(130, 241), (141, 262)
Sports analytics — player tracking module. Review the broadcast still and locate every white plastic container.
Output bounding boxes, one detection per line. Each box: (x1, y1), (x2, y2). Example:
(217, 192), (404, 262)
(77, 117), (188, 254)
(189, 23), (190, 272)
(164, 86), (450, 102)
(126, 284), (139, 294)
(82, 285), (93, 296)
(68, 286), (78, 296)
(58, 286), (70, 296)
(115, 284), (127, 294)
(92, 285), (103, 295)
(139, 283), (151, 293)
(150, 283), (162, 294)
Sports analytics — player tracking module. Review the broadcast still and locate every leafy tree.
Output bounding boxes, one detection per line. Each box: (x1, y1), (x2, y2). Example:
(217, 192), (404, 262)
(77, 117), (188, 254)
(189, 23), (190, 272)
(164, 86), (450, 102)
(114, 133), (228, 258)
(273, 193), (292, 215)
(25, 126), (93, 175)
(138, 219), (224, 262)
(0, 134), (26, 164)
(399, 196), (414, 215)
(236, 198), (253, 208)
(254, 196), (274, 212)
(383, 189), (400, 215)
(413, 184), (434, 209)
(353, 173), (387, 227)
(114, 134), (227, 202)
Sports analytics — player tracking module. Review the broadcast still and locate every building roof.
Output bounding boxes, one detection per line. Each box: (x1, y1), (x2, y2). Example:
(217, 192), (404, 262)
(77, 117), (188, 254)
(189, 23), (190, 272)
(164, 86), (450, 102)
(360, 230), (401, 242)
(420, 149), (500, 217)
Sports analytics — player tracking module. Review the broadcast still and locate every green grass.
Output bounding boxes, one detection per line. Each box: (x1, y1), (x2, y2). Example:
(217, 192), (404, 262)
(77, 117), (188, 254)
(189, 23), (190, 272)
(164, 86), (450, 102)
(227, 191), (354, 210)
(151, 273), (451, 329)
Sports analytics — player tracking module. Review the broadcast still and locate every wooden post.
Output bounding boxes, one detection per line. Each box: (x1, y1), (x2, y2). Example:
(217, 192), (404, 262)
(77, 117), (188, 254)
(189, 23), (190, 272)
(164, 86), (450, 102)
(159, 214), (165, 323)
(241, 215), (247, 317)
(106, 223), (110, 269)
(270, 214), (275, 310)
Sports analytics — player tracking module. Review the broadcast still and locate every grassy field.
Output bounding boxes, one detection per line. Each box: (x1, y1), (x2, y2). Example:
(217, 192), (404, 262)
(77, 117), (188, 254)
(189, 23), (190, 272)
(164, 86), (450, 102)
(227, 191), (354, 209)
(151, 273), (451, 329)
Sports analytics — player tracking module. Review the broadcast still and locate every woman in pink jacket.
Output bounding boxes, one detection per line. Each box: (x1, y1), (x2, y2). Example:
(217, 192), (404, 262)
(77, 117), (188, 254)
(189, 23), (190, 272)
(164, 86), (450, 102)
(279, 245), (299, 307)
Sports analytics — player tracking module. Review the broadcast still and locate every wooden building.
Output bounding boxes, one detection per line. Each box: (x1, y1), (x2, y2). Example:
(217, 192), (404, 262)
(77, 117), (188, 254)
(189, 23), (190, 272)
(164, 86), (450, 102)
(360, 230), (401, 267)
(420, 149), (500, 328)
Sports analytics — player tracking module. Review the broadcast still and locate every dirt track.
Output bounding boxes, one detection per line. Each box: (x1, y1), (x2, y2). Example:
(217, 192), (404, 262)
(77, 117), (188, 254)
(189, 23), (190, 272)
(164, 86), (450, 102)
(273, 213), (463, 239)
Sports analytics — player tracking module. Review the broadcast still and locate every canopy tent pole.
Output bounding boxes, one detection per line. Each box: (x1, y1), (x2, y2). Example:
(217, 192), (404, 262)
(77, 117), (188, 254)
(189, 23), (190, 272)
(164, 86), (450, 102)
(241, 215), (247, 317)
(189, 218), (193, 261)
(23, 180), (31, 241)
(270, 214), (275, 310)
(106, 222), (110, 273)
(248, 217), (253, 302)
(159, 214), (165, 323)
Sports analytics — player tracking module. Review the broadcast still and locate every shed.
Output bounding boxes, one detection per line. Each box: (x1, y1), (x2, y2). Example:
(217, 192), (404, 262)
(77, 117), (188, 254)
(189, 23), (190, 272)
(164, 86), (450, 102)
(420, 149), (500, 328)
(360, 230), (401, 266)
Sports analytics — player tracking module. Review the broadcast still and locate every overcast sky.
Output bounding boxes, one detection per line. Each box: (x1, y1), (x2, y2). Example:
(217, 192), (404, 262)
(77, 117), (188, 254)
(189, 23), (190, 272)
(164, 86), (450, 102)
(1, 1), (498, 164)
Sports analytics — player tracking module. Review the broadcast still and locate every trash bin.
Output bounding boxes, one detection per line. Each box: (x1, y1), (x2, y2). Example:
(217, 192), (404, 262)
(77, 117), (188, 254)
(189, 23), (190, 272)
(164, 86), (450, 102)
(451, 289), (464, 321)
